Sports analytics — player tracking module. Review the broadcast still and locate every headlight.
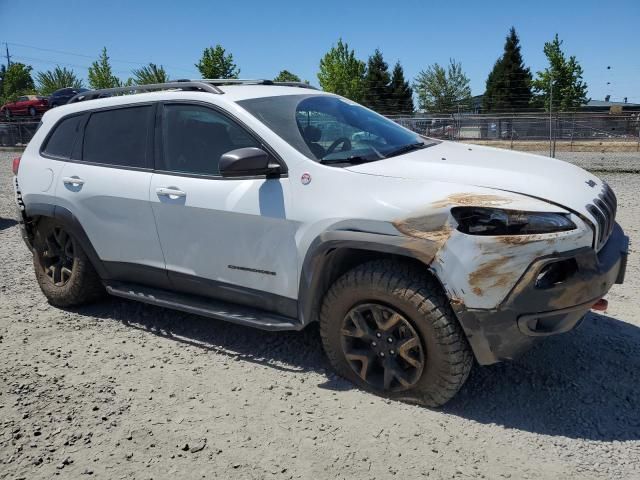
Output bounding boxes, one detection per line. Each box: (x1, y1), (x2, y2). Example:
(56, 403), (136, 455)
(451, 207), (576, 236)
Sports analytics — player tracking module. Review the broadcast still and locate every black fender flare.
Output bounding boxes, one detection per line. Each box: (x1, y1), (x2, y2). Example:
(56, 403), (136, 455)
(297, 230), (435, 326)
(25, 203), (110, 279)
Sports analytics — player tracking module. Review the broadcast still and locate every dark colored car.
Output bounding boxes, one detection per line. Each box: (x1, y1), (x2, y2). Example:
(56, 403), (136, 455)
(48, 87), (90, 108)
(1, 95), (49, 119)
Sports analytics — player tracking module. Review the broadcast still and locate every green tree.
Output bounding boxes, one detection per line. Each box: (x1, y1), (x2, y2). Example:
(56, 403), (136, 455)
(414, 59), (471, 112)
(2, 63), (36, 101)
(131, 63), (169, 85)
(35, 66), (84, 95)
(195, 45), (239, 79)
(317, 39), (366, 102)
(88, 47), (122, 89)
(532, 34), (589, 111)
(389, 61), (414, 115)
(362, 49), (392, 113)
(274, 70), (301, 82)
(483, 27), (532, 112)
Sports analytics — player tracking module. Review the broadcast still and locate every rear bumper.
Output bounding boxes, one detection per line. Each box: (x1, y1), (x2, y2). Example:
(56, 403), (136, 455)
(455, 223), (629, 365)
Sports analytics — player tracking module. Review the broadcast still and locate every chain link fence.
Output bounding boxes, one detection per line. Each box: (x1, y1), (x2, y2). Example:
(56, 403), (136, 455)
(390, 112), (640, 154)
(0, 120), (40, 148)
(2, 112), (640, 157)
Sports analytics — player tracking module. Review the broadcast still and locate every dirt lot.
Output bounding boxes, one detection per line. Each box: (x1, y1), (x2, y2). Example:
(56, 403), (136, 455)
(1, 151), (639, 480)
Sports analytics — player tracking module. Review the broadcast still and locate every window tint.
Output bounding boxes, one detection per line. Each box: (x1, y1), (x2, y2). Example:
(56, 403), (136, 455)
(42, 115), (84, 158)
(82, 106), (152, 168)
(160, 104), (260, 176)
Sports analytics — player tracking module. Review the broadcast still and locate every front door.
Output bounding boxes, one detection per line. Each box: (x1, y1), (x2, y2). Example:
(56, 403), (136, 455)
(149, 102), (298, 317)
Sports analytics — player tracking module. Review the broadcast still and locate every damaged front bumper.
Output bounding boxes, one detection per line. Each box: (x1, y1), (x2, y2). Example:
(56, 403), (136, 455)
(454, 223), (629, 365)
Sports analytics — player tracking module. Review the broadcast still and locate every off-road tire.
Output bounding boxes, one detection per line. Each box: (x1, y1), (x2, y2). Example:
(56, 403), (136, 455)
(32, 218), (105, 307)
(320, 259), (473, 407)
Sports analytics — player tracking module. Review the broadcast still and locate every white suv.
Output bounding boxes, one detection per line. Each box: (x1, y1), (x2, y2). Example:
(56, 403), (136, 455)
(13, 80), (628, 406)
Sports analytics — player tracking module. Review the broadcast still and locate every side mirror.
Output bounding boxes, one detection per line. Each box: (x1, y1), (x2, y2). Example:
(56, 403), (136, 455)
(219, 147), (281, 178)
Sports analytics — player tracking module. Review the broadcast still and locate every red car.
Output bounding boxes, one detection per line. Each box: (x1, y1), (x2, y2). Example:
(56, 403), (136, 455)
(1, 95), (49, 119)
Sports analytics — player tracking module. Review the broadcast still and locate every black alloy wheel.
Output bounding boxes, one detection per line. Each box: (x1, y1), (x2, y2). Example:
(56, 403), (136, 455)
(340, 303), (425, 392)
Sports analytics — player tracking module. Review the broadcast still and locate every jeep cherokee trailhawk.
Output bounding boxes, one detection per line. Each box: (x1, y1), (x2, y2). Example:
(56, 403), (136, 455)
(13, 80), (629, 406)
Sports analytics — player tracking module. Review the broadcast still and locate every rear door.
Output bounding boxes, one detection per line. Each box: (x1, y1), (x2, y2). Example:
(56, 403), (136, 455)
(55, 104), (169, 287)
(149, 102), (298, 316)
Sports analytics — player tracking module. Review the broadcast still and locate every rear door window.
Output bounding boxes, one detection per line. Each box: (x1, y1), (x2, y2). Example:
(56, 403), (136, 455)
(82, 106), (153, 168)
(41, 115), (85, 159)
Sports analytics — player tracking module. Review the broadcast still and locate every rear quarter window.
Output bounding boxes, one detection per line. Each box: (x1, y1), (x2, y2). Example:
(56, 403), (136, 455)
(41, 115), (85, 159)
(82, 106), (153, 168)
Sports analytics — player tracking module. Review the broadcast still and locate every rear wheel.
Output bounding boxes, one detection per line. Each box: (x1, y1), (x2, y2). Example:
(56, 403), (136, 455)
(32, 219), (104, 307)
(320, 260), (473, 407)
(28, 107), (37, 117)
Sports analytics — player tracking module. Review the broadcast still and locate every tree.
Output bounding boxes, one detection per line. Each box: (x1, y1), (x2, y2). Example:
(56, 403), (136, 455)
(88, 47), (122, 89)
(2, 63), (36, 102)
(274, 70), (301, 82)
(317, 39), (366, 102)
(35, 67), (83, 95)
(483, 27), (532, 112)
(195, 45), (239, 79)
(532, 34), (589, 111)
(131, 63), (169, 85)
(414, 59), (471, 112)
(389, 61), (414, 115)
(362, 49), (392, 113)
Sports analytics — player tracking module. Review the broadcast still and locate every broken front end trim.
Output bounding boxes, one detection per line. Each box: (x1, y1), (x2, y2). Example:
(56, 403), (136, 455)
(453, 223), (629, 365)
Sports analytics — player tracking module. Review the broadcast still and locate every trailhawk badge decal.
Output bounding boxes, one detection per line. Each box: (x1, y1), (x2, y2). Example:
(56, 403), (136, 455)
(301, 173), (312, 185)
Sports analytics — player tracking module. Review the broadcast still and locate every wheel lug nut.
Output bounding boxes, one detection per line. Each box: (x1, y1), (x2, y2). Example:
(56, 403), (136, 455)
(387, 337), (393, 343)
(390, 350), (395, 355)
(376, 332), (382, 338)
(371, 341), (377, 347)
(379, 352), (385, 357)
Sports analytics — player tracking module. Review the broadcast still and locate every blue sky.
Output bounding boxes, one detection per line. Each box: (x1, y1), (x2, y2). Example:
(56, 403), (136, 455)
(1, 0), (638, 102)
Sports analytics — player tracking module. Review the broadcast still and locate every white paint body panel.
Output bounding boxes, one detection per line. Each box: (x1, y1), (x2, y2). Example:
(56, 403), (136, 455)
(149, 173), (298, 298)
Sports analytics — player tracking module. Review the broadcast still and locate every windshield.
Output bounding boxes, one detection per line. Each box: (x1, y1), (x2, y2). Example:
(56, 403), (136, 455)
(238, 95), (439, 164)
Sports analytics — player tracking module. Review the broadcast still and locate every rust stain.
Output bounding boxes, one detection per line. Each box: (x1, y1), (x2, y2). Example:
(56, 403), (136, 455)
(393, 216), (453, 264)
(431, 193), (512, 209)
(468, 256), (518, 295)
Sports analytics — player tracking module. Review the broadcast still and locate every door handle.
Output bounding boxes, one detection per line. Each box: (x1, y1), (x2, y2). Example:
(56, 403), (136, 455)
(156, 187), (186, 199)
(62, 176), (85, 186)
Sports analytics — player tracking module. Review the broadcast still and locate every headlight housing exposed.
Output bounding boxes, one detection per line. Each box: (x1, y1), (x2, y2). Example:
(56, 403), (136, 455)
(451, 207), (576, 236)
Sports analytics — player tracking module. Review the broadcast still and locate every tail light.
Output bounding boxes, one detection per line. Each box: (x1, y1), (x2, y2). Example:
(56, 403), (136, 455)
(12, 156), (21, 175)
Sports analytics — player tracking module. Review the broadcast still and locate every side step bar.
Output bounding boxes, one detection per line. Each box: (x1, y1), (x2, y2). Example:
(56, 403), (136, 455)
(105, 282), (303, 332)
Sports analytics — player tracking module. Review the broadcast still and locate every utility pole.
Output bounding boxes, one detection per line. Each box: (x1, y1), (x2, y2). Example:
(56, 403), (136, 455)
(5, 42), (11, 68)
(549, 75), (553, 158)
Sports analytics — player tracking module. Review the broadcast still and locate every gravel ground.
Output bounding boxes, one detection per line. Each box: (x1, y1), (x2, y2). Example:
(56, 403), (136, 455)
(1, 151), (639, 480)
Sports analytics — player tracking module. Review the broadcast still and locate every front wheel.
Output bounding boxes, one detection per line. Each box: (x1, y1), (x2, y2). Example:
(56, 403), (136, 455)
(320, 260), (473, 407)
(32, 219), (105, 307)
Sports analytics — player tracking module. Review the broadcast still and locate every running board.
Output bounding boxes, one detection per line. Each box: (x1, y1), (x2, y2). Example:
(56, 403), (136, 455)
(105, 282), (303, 331)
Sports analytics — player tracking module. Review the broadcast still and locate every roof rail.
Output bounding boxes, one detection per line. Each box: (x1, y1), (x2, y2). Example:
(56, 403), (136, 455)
(67, 78), (318, 104)
(194, 79), (318, 90)
(67, 81), (224, 104)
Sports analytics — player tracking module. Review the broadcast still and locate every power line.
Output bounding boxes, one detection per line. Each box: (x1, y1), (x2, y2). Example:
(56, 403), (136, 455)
(5, 41), (195, 73)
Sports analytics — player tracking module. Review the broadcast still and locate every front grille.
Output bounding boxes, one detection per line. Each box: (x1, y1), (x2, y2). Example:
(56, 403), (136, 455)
(586, 183), (617, 250)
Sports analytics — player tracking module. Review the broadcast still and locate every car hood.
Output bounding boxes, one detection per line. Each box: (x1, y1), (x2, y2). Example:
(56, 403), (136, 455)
(346, 141), (605, 218)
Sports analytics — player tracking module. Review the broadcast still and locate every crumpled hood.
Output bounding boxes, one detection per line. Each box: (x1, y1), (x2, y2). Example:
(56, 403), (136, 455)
(346, 141), (605, 218)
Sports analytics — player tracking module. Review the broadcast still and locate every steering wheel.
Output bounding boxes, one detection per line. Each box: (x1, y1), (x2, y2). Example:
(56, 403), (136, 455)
(325, 137), (352, 156)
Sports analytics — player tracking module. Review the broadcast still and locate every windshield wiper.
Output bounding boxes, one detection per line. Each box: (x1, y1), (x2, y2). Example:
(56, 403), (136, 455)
(319, 156), (374, 165)
(384, 142), (426, 159)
